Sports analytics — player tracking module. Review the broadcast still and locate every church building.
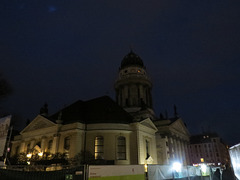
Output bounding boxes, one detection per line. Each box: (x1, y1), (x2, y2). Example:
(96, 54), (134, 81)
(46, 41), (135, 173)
(10, 50), (190, 166)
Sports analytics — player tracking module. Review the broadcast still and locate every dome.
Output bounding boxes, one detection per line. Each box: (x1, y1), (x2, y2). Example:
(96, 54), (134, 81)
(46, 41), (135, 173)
(121, 51), (144, 68)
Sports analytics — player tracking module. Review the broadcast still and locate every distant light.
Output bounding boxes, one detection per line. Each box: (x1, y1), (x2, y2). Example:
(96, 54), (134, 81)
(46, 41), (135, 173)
(201, 164), (207, 173)
(38, 152), (43, 157)
(144, 164), (148, 172)
(26, 153), (32, 158)
(27, 161), (30, 165)
(201, 158), (204, 162)
(172, 162), (182, 172)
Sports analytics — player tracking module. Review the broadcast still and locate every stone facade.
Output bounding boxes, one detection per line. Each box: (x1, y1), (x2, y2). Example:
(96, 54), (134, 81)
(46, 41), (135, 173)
(11, 99), (158, 165)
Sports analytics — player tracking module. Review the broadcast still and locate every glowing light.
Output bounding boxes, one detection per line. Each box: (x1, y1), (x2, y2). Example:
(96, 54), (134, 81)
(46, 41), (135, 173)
(201, 164), (207, 173)
(38, 152), (43, 157)
(27, 161), (30, 165)
(144, 164), (148, 172)
(172, 162), (182, 172)
(26, 153), (32, 158)
(201, 158), (204, 162)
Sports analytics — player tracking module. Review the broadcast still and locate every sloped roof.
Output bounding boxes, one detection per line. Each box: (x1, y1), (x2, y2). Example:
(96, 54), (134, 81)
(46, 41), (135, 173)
(50, 96), (133, 124)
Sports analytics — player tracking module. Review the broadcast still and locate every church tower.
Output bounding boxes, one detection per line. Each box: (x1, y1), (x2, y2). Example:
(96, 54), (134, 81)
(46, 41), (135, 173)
(114, 50), (155, 121)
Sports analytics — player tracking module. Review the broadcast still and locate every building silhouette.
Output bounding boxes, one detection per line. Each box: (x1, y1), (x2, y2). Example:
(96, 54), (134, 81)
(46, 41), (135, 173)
(10, 50), (191, 165)
(189, 133), (230, 166)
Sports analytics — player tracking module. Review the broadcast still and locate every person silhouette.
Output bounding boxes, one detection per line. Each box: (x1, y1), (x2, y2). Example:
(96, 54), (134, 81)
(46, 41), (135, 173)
(213, 168), (220, 180)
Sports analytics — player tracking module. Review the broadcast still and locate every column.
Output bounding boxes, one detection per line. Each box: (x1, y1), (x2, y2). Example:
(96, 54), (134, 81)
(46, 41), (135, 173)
(180, 139), (186, 165)
(184, 141), (190, 165)
(173, 137), (178, 161)
(20, 142), (25, 153)
(177, 138), (182, 162)
(30, 139), (35, 149)
(52, 134), (60, 154)
(41, 137), (47, 152)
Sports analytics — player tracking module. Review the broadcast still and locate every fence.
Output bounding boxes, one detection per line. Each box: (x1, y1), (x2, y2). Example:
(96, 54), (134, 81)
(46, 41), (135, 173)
(0, 165), (84, 180)
(0, 164), (221, 180)
(147, 165), (220, 180)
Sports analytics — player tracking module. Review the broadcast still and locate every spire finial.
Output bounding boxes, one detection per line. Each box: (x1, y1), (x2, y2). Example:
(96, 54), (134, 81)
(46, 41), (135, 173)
(129, 44), (134, 53)
(40, 102), (48, 116)
(56, 111), (63, 124)
(174, 104), (179, 118)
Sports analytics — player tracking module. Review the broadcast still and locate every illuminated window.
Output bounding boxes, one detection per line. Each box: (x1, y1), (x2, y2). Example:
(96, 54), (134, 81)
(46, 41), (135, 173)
(64, 136), (70, 150)
(117, 136), (126, 160)
(137, 69), (141, 73)
(95, 136), (104, 159)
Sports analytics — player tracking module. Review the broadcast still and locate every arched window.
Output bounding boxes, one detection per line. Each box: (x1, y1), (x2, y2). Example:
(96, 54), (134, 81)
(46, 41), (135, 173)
(64, 136), (71, 150)
(117, 136), (126, 160)
(95, 136), (104, 159)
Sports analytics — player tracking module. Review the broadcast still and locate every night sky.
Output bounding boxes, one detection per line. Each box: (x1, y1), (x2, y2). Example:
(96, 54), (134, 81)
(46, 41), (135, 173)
(1, 0), (240, 145)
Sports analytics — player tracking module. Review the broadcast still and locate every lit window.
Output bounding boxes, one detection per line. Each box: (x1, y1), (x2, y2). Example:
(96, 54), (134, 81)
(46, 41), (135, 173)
(64, 136), (70, 150)
(117, 136), (126, 160)
(137, 69), (141, 73)
(95, 136), (104, 159)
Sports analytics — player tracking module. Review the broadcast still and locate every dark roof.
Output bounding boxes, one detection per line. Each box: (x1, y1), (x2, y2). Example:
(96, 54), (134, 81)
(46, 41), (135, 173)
(190, 133), (219, 144)
(50, 96), (133, 124)
(121, 50), (144, 69)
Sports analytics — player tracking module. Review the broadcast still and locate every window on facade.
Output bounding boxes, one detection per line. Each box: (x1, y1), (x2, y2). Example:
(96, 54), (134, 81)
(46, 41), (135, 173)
(146, 140), (150, 159)
(117, 136), (126, 160)
(95, 136), (104, 159)
(64, 136), (70, 150)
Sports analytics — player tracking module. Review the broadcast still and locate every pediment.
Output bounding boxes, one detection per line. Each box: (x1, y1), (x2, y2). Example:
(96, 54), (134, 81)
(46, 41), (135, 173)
(170, 118), (190, 136)
(21, 115), (56, 133)
(140, 118), (158, 131)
